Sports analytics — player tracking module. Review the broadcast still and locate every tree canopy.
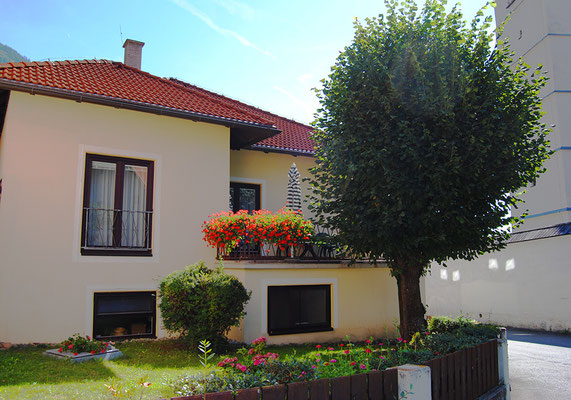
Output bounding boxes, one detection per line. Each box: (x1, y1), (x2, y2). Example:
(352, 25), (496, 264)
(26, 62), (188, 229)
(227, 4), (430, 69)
(308, 0), (551, 338)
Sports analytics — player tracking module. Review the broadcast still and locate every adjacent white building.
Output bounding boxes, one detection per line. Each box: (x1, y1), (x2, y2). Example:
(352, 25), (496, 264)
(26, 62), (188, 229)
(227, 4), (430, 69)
(424, 0), (571, 331)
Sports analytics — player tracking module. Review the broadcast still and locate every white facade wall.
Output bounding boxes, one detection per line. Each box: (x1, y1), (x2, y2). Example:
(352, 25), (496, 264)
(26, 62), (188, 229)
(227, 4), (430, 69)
(0, 92), (229, 343)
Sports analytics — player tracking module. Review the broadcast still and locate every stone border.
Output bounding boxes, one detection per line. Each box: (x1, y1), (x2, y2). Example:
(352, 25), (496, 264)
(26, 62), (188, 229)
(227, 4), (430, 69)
(43, 345), (123, 363)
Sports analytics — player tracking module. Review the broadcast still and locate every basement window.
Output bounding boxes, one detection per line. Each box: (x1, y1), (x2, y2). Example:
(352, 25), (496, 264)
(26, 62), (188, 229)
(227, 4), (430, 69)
(267, 285), (332, 335)
(93, 292), (156, 339)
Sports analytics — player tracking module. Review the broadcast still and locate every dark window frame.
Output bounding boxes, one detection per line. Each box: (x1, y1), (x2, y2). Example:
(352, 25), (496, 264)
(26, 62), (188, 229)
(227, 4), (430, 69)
(81, 153), (154, 256)
(230, 182), (261, 212)
(267, 284), (333, 335)
(93, 291), (157, 340)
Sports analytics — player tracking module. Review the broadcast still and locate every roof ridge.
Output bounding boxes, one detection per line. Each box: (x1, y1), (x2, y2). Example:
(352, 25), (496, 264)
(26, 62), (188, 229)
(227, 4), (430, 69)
(109, 63), (275, 126)
(170, 78), (313, 130)
(0, 59), (112, 69)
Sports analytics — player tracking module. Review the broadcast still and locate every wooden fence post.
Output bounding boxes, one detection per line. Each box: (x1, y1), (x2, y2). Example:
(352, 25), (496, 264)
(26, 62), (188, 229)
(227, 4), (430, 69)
(397, 364), (432, 399)
(497, 328), (511, 400)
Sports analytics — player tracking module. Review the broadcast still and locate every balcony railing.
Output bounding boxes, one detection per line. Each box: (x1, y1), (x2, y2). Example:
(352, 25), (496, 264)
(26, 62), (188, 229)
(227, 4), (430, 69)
(82, 208), (152, 252)
(218, 225), (345, 261)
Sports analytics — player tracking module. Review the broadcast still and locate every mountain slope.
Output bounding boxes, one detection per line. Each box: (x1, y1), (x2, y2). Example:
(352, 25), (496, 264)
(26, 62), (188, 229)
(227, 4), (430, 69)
(0, 43), (29, 63)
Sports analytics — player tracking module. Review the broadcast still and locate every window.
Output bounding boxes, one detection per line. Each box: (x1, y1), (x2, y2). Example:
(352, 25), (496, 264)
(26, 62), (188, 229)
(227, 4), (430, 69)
(81, 154), (154, 256)
(267, 285), (332, 335)
(93, 291), (156, 339)
(229, 182), (260, 213)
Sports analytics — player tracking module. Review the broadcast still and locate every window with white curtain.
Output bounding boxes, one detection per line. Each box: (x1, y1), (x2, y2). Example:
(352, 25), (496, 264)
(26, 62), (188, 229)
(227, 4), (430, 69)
(81, 154), (154, 256)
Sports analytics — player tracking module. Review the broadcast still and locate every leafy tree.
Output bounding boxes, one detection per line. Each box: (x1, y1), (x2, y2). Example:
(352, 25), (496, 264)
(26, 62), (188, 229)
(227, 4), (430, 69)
(308, 0), (550, 339)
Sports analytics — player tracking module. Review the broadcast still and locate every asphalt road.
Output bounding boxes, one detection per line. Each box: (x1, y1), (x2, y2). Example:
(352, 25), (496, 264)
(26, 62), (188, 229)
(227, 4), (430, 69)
(507, 328), (571, 399)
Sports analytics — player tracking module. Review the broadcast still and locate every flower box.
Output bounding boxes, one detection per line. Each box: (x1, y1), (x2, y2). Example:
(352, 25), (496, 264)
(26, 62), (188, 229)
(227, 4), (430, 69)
(43, 345), (123, 363)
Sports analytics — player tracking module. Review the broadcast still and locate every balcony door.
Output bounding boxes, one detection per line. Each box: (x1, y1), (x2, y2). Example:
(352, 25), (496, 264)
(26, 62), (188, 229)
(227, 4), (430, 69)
(229, 182), (260, 213)
(229, 182), (261, 256)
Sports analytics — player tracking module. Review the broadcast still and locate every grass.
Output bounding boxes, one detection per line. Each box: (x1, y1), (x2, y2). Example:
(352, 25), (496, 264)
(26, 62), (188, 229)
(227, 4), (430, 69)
(0, 340), (315, 400)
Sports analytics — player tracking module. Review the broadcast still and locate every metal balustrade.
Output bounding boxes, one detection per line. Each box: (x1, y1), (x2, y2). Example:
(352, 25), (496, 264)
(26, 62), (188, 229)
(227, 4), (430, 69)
(82, 208), (152, 251)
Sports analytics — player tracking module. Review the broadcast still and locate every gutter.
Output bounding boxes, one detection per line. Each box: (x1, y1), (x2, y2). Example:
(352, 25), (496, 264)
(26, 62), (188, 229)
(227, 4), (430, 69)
(249, 143), (316, 157)
(0, 79), (281, 147)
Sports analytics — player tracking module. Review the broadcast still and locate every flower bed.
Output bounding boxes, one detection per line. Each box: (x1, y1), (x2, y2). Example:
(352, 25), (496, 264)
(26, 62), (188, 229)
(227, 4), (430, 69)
(170, 317), (499, 397)
(43, 334), (122, 363)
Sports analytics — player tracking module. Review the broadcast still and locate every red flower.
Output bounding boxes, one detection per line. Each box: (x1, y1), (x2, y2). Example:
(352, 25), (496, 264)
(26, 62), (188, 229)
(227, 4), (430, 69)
(364, 348), (371, 353)
(91, 351), (96, 354)
(316, 345), (321, 349)
(58, 348), (63, 353)
(68, 344), (73, 349)
(73, 352), (78, 356)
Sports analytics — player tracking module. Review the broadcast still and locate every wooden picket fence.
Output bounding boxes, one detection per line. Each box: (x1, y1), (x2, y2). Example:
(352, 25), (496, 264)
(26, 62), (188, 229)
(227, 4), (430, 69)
(167, 340), (499, 400)
(423, 339), (499, 400)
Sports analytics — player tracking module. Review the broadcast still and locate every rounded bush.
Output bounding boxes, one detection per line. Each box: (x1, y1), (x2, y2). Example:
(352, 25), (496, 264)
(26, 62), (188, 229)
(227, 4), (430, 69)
(159, 262), (251, 348)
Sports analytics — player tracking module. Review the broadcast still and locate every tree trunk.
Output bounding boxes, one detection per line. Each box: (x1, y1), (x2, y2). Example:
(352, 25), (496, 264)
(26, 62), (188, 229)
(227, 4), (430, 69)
(395, 260), (426, 340)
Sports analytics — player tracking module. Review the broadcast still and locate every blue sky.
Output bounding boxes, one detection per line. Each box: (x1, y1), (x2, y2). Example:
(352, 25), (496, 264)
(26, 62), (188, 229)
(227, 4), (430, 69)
(0, 0), (494, 124)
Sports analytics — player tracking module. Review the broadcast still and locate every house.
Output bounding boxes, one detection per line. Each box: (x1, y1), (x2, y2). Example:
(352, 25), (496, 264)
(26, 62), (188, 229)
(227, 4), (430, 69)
(0, 40), (399, 345)
(424, 0), (571, 331)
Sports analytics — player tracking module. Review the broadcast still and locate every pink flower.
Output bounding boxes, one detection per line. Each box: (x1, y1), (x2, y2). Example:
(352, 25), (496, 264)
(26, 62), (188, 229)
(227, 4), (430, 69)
(378, 342), (384, 346)
(252, 337), (267, 346)
(237, 363), (247, 372)
(379, 356), (385, 360)
(68, 344), (73, 349)
(360, 364), (366, 370)
(311, 365), (317, 369)
(364, 348), (371, 353)
(403, 340), (408, 343)
(86, 336), (91, 340)
(142, 382), (151, 387)
(350, 361), (356, 366)
(366, 339), (372, 344)
(397, 338), (403, 342)
(330, 359), (337, 363)
(316, 345), (322, 349)
(344, 350), (350, 354)
(327, 347), (334, 351)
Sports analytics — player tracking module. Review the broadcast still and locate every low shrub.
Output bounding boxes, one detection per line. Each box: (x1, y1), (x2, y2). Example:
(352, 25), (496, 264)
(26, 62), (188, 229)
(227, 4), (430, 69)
(159, 262), (251, 349)
(425, 316), (499, 354)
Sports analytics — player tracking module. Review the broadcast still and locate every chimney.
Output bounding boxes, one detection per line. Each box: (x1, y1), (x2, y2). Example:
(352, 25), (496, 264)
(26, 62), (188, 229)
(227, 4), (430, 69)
(123, 39), (145, 69)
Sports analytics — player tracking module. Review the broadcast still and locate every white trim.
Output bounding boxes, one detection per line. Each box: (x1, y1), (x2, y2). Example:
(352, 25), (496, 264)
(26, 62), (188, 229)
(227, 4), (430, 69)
(72, 145), (162, 263)
(260, 278), (338, 336)
(230, 176), (267, 209)
(85, 285), (159, 339)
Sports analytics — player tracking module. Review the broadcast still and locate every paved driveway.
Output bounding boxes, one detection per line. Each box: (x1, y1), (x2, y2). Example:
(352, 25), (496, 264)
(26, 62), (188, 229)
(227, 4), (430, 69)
(507, 328), (571, 399)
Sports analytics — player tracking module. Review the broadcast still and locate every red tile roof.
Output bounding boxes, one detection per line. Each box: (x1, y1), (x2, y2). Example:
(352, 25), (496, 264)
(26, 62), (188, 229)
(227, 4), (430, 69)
(0, 59), (273, 127)
(0, 59), (316, 155)
(171, 79), (316, 155)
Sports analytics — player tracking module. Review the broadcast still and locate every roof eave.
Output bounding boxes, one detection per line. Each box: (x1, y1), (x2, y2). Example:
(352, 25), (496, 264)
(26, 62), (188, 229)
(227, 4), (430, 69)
(248, 143), (316, 157)
(0, 79), (280, 149)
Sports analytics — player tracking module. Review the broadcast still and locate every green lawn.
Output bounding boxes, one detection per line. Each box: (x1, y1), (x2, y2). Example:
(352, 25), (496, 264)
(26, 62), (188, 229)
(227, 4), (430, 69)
(0, 340), (315, 400)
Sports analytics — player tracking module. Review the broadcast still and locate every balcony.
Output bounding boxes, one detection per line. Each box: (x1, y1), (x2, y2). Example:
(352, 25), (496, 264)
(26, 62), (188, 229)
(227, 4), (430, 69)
(81, 208), (152, 256)
(217, 225), (347, 262)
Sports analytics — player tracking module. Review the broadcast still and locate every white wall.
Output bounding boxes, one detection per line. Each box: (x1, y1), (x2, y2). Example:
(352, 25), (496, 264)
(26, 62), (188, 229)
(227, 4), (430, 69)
(425, 235), (571, 331)
(0, 92), (229, 343)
